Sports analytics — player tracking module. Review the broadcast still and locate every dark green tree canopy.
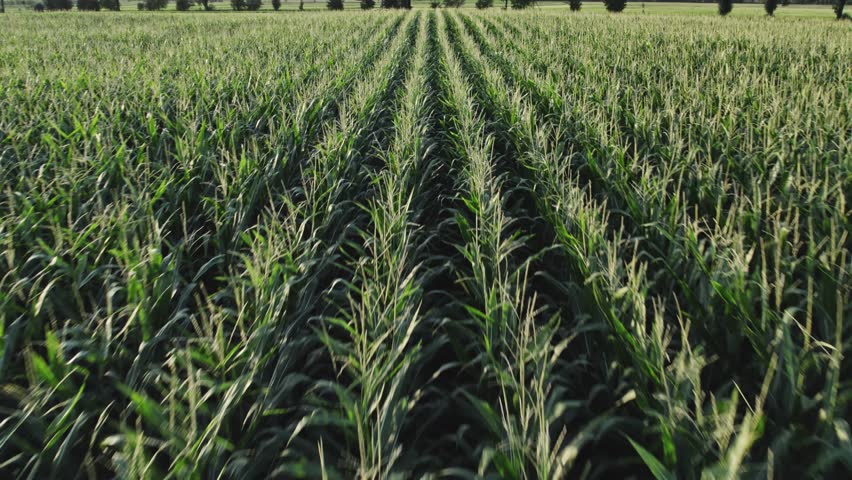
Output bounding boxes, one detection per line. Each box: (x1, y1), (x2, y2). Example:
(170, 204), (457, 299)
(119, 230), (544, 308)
(765, 0), (779, 15)
(604, 0), (626, 12)
(45, 0), (73, 9)
(77, 0), (100, 10)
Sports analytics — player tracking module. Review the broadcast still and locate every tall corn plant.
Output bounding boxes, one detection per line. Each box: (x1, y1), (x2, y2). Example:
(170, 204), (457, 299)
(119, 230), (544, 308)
(291, 12), (426, 479)
(432, 11), (595, 478)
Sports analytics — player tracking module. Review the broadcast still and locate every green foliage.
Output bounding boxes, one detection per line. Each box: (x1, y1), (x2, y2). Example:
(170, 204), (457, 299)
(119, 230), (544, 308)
(231, 0), (260, 10)
(101, 0), (119, 9)
(360, 0), (374, 8)
(144, 0), (167, 9)
(444, 0), (464, 7)
(765, 0), (778, 15)
(271, 0), (280, 9)
(175, 0), (191, 10)
(604, 0), (626, 12)
(833, 0), (846, 19)
(45, 0), (72, 9)
(510, 0), (533, 8)
(475, 0), (493, 7)
(77, 0), (99, 10)
(0, 9), (848, 480)
(570, 0), (581, 11)
(327, 0), (343, 9)
(719, 0), (732, 15)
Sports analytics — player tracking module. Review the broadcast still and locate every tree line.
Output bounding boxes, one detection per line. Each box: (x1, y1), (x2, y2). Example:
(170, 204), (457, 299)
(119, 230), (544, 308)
(715, 0), (847, 18)
(4, 0), (849, 22)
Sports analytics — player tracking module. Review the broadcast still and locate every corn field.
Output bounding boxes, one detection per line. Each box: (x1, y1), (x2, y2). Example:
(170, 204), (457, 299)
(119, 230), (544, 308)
(0, 9), (850, 479)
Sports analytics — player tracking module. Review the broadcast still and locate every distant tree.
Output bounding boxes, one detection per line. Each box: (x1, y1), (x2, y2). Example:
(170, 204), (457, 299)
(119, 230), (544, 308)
(1, 0), (4, 14)
(833, 0), (846, 19)
(604, 0), (625, 12)
(77, 0), (100, 10)
(569, 0), (580, 10)
(246, 0), (261, 9)
(475, 0), (492, 7)
(360, 0), (374, 8)
(327, 0), (343, 9)
(176, 0), (191, 9)
(510, 0), (532, 8)
(298, 0), (303, 9)
(102, 0), (120, 9)
(46, 0), (73, 9)
(34, 2), (46, 10)
(443, 0), (464, 6)
(382, 0), (398, 6)
(231, 0), (245, 9)
(718, 0), (731, 15)
(765, 0), (777, 15)
(430, 0), (439, 6)
(272, 0), (280, 9)
(138, 2), (145, 8)
(199, 0), (211, 9)
(145, 0), (168, 9)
